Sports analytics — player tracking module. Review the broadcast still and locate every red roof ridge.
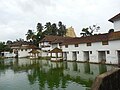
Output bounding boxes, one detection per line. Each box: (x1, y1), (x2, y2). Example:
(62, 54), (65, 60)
(62, 31), (120, 45)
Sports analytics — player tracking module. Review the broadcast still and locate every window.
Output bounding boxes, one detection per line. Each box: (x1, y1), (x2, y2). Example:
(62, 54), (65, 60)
(65, 45), (68, 48)
(107, 51), (110, 54)
(75, 44), (78, 47)
(87, 43), (91, 46)
(90, 51), (92, 54)
(59, 43), (62, 47)
(102, 41), (108, 45)
(64, 52), (69, 54)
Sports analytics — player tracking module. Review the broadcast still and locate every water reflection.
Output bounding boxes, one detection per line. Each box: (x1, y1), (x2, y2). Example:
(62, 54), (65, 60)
(73, 62), (78, 71)
(99, 64), (107, 74)
(84, 63), (90, 74)
(0, 59), (115, 90)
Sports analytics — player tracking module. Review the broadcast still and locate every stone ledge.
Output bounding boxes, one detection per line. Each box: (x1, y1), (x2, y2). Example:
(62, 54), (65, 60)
(91, 68), (120, 90)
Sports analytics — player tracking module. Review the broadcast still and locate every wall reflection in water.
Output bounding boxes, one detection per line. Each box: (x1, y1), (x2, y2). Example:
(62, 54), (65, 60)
(0, 59), (115, 90)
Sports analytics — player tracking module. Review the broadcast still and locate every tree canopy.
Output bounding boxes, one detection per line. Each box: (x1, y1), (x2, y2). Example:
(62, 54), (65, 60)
(80, 25), (100, 37)
(26, 21), (67, 46)
(0, 42), (11, 53)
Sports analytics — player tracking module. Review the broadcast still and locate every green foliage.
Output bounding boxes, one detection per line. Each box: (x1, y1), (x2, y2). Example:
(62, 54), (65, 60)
(26, 21), (67, 46)
(37, 23), (43, 32)
(58, 21), (67, 36)
(80, 28), (90, 37)
(0, 42), (5, 52)
(44, 22), (52, 35)
(26, 29), (35, 40)
(51, 23), (58, 35)
(80, 25), (100, 37)
(0, 42), (11, 53)
(43, 21), (67, 36)
(6, 40), (12, 45)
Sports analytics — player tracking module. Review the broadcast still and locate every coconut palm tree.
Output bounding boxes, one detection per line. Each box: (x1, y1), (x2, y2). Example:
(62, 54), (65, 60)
(80, 25), (100, 37)
(51, 23), (58, 35)
(44, 22), (52, 35)
(26, 29), (35, 41)
(58, 21), (67, 36)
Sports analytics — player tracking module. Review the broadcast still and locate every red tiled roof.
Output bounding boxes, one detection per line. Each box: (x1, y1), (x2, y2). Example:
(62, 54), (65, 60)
(62, 31), (120, 45)
(10, 41), (38, 49)
(51, 37), (73, 44)
(29, 49), (40, 54)
(27, 45), (38, 49)
(49, 47), (62, 53)
(40, 35), (72, 44)
(10, 41), (32, 47)
(108, 13), (120, 23)
(39, 31), (120, 46)
(109, 31), (120, 40)
(11, 45), (37, 49)
(40, 35), (63, 42)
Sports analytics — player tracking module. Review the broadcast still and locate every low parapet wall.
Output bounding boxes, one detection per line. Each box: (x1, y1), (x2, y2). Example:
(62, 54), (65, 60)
(91, 68), (120, 90)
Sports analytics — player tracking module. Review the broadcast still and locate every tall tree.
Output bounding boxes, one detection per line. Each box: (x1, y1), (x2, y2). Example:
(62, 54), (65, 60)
(32, 23), (44, 46)
(80, 28), (90, 37)
(0, 42), (5, 53)
(37, 23), (43, 33)
(26, 21), (67, 46)
(0, 42), (11, 54)
(6, 40), (12, 45)
(58, 21), (66, 36)
(26, 29), (35, 41)
(89, 25), (100, 34)
(80, 25), (100, 37)
(51, 23), (58, 35)
(36, 23), (44, 41)
(44, 22), (52, 35)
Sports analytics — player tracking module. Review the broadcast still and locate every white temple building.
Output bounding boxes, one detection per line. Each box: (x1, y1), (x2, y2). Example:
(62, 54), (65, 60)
(39, 13), (120, 64)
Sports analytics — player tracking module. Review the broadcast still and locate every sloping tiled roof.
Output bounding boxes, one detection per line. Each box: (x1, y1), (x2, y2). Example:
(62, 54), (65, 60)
(62, 31), (120, 45)
(11, 45), (38, 49)
(10, 41), (32, 47)
(10, 41), (38, 49)
(49, 47), (62, 53)
(40, 35), (63, 42)
(40, 31), (120, 46)
(109, 31), (120, 40)
(108, 13), (120, 23)
(51, 37), (73, 44)
(29, 49), (40, 54)
(26, 45), (38, 49)
(40, 35), (73, 44)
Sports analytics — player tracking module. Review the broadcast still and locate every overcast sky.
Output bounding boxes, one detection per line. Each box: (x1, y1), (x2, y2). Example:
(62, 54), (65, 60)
(0, 0), (120, 41)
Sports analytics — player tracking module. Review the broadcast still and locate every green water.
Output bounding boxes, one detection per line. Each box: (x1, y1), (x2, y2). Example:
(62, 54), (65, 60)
(0, 58), (116, 90)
